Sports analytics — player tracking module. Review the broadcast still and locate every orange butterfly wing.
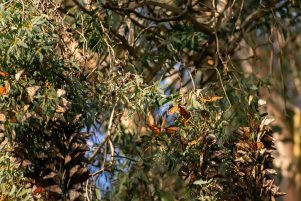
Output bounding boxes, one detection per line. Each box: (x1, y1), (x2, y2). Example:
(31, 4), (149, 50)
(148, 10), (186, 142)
(10, 116), (17, 123)
(0, 81), (10, 95)
(165, 126), (179, 135)
(0, 86), (6, 95)
(200, 96), (223, 102)
(33, 186), (45, 194)
(148, 125), (161, 134)
(167, 106), (180, 115)
(0, 71), (8, 77)
(252, 142), (264, 150)
(178, 105), (191, 119)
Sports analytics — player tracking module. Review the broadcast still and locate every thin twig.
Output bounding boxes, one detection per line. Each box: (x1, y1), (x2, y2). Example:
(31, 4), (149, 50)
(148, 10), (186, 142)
(187, 68), (196, 91)
(90, 167), (105, 177)
(85, 179), (91, 201)
(108, 138), (114, 166)
(214, 32), (232, 107)
(101, 141), (107, 170)
(88, 98), (119, 162)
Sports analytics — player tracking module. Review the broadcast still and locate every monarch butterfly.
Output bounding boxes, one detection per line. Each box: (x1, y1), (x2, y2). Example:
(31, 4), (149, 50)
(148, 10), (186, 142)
(0, 113), (5, 122)
(178, 105), (191, 119)
(167, 105), (179, 115)
(147, 123), (179, 135)
(33, 186), (45, 194)
(207, 59), (214, 66)
(147, 124), (161, 134)
(0, 71), (8, 77)
(200, 96), (223, 102)
(252, 142), (264, 150)
(10, 116), (17, 123)
(148, 125), (179, 135)
(167, 105), (191, 119)
(0, 86), (7, 95)
(0, 81), (9, 95)
(165, 126), (179, 135)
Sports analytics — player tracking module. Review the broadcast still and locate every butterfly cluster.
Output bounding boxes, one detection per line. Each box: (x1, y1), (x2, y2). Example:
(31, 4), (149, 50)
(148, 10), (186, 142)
(147, 104), (191, 136)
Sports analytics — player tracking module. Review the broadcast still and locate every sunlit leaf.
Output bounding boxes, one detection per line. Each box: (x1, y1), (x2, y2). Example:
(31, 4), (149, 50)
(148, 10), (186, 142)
(15, 70), (23, 81)
(193, 178), (212, 186)
(57, 89), (66, 97)
(26, 86), (40, 101)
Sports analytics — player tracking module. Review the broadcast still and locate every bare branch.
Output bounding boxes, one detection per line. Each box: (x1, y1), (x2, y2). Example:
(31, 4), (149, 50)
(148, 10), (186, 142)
(88, 99), (119, 163)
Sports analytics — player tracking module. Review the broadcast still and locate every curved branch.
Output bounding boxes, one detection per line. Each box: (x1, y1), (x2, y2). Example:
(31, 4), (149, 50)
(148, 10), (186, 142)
(103, 1), (214, 35)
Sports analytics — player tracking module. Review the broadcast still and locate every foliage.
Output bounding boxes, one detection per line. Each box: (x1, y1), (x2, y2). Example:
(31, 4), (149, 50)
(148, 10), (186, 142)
(107, 75), (285, 200)
(2, 0), (301, 200)
(0, 150), (31, 201)
(0, 1), (163, 200)
(0, 1), (93, 200)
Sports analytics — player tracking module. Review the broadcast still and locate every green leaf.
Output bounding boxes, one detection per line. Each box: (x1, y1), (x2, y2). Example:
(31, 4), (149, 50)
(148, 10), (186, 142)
(1, 184), (6, 195)
(18, 41), (28, 48)
(9, 185), (16, 196)
(24, 193), (32, 201)
(95, 189), (102, 200)
(17, 189), (30, 197)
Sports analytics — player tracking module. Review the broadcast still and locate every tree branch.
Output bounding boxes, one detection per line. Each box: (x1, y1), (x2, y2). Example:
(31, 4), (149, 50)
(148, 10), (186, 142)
(103, 1), (214, 35)
(88, 99), (118, 163)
